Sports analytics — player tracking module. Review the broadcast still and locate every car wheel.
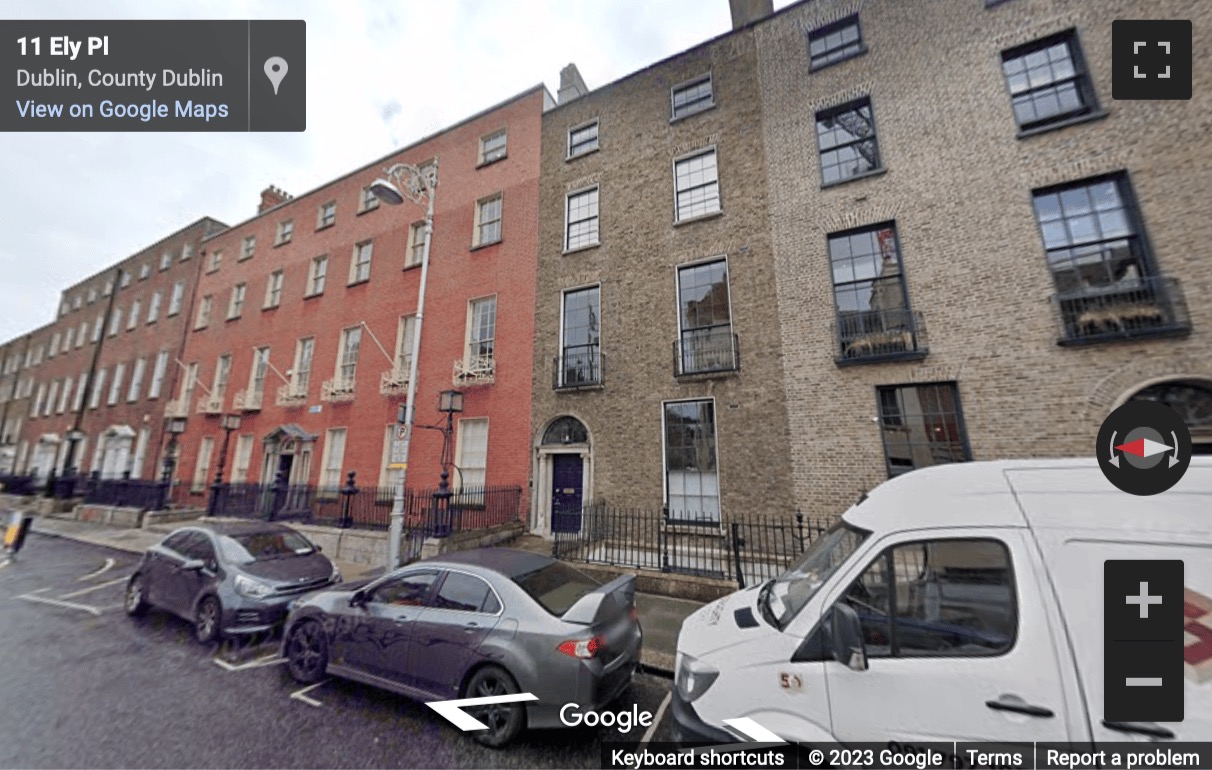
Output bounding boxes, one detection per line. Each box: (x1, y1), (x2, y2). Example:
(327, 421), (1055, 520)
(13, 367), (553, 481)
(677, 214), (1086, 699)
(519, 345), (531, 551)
(464, 665), (525, 748)
(195, 596), (222, 644)
(124, 574), (149, 617)
(285, 620), (328, 684)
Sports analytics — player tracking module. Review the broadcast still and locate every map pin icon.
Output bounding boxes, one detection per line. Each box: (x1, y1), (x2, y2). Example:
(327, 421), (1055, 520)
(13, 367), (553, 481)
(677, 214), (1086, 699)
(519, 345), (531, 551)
(264, 56), (288, 95)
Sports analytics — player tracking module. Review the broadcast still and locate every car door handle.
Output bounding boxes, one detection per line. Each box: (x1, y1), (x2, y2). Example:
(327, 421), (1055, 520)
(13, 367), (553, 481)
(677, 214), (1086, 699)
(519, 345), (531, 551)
(985, 696), (1054, 718)
(463, 621), (480, 633)
(1101, 720), (1175, 739)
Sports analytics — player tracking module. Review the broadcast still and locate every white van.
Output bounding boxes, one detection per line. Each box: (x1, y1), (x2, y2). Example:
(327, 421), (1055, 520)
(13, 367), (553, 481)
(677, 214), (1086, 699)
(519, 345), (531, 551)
(672, 458), (1211, 748)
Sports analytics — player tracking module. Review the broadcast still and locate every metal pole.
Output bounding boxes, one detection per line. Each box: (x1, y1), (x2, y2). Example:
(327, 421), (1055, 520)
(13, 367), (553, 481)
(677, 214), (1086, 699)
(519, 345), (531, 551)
(387, 162), (437, 571)
(208, 426), (233, 517)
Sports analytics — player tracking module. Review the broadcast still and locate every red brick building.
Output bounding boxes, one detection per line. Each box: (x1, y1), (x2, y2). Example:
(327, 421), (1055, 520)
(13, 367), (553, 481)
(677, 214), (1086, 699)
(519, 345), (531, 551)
(172, 86), (549, 515)
(2, 218), (226, 483)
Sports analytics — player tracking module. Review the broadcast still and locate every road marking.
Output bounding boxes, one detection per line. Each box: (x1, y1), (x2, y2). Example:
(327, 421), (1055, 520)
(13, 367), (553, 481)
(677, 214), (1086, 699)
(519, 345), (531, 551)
(428, 693), (540, 731)
(59, 576), (128, 598)
(17, 592), (101, 616)
(77, 558), (116, 581)
(213, 653), (286, 672)
(639, 692), (671, 747)
(289, 680), (329, 707)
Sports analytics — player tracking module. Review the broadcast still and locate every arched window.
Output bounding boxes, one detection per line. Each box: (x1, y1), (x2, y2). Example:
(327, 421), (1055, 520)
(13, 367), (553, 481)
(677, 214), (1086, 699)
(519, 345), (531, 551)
(542, 417), (588, 446)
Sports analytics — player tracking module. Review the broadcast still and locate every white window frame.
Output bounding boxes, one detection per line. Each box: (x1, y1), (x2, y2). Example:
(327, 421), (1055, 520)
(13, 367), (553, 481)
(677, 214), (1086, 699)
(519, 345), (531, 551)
(275, 219), (294, 246)
(395, 315), (417, 374)
(127, 299), (140, 330)
(139, 263), (151, 280)
(227, 283), (246, 319)
(406, 222), (427, 268)
(455, 417), (489, 491)
(473, 194), (503, 247)
(195, 296), (212, 329)
(478, 128), (508, 165)
(359, 186), (379, 213)
(168, 281), (185, 316)
(673, 146), (722, 223)
(208, 250), (222, 273)
(108, 362), (125, 406)
(250, 346), (270, 395)
(128, 357), (147, 402)
(231, 434), (255, 483)
(265, 270), (284, 308)
(160, 252), (172, 271)
(317, 201), (336, 229)
(109, 307), (123, 336)
(191, 437), (214, 493)
(660, 397), (722, 523)
(670, 73), (714, 121)
(292, 337), (314, 393)
(337, 326), (361, 383)
(567, 119), (600, 159)
(73, 369), (88, 411)
(148, 351), (169, 399)
(558, 283), (602, 387)
(213, 354), (232, 399)
(58, 375), (73, 414)
(42, 381), (57, 417)
(465, 295), (497, 369)
(308, 256), (328, 296)
(564, 185), (600, 252)
(319, 428), (347, 488)
(349, 241), (373, 284)
(240, 235), (256, 260)
(147, 291), (161, 324)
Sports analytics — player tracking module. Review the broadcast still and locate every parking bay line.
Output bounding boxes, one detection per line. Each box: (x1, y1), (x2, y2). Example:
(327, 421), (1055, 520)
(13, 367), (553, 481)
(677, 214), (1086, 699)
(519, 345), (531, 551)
(213, 653), (286, 672)
(77, 558), (116, 581)
(16, 592), (102, 616)
(289, 680), (330, 707)
(638, 692), (672, 747)
(58, 576), (129, 599)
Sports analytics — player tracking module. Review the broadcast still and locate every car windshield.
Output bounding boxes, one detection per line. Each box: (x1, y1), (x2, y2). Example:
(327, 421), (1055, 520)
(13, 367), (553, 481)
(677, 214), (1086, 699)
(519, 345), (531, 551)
(217, 530), (315, 564)
(760, 520), (869, 630)
(512, 562), (600, 616)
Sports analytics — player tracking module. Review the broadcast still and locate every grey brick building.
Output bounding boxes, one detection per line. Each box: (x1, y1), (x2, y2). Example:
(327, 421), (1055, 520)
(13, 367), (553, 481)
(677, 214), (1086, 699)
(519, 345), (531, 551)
(530, 3), (797, 536)
(753, 0), (1212, 517)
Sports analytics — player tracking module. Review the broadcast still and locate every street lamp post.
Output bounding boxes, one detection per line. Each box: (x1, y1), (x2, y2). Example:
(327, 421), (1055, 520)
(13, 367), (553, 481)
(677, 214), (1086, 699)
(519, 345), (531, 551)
(207, 413), (242, 517)
(369, 159), (438, 571)
(432, 390), (464, 534)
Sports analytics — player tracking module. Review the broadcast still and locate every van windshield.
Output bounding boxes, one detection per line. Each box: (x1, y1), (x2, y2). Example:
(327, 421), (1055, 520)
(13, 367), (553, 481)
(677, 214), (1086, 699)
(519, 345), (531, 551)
(761, 521), (869, 630)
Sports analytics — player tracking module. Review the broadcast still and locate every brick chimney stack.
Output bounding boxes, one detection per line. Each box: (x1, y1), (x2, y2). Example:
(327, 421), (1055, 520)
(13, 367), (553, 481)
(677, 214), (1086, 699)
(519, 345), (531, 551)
(258, 185), (293, 213)
(729, 0), (773, 30)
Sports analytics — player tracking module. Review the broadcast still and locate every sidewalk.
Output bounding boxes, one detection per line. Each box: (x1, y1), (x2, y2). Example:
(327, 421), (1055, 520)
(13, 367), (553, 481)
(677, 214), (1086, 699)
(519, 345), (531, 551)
(22, 514), (700, 674)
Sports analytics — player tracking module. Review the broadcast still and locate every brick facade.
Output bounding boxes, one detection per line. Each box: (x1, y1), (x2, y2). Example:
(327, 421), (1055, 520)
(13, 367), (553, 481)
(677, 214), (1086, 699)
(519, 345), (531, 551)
(172, 87), (547, 513)
(531, 32), (797, 535)
(753, 0), (1212, 518)
(2, 218), (224, 482)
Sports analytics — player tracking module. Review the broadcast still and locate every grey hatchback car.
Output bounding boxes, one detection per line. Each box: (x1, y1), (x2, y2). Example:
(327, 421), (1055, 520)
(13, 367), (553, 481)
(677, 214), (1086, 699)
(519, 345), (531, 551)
(281, 548), (641, 747)
(125, 522), (341, 643)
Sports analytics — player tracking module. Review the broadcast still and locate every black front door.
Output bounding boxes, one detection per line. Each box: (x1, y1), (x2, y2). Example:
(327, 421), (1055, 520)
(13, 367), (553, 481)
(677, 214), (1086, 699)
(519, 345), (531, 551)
(550, 454), (584, 533)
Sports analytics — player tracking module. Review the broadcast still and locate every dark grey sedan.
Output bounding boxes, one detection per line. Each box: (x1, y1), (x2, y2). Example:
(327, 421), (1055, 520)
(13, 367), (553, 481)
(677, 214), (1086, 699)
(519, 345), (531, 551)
(281, 549), (641, 747)
(125, 522), (341, 643)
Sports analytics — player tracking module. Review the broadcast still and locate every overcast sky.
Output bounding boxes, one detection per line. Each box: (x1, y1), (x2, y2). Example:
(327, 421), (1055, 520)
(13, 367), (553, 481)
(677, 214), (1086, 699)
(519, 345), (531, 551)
(0, 0), (791, 342)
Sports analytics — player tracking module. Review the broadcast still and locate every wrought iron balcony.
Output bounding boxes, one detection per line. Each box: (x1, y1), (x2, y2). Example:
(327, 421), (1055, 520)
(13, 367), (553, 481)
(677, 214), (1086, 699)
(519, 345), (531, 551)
(833, 309), (928, 365)
(673, 326), (739, 377)
(164, 398), (189, 419)
(321, 376), (357, 403)
(196, 395), (224, 415)
(1054, 274), (1190, 345)
(379, 364), (411, 396)
(453, 355), (495, 386)
(233, 389), (263, 412)
(276, 382), (307, 407)
(554, 346), (604, 389)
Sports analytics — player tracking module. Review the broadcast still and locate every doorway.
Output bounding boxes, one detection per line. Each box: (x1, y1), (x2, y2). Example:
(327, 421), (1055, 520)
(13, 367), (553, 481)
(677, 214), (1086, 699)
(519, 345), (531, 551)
(551, 454), (585, 533)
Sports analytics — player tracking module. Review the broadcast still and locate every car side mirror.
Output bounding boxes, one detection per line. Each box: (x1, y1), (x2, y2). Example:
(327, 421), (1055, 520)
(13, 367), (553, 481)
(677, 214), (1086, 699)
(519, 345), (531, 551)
(314, 545), (322, 553)
(349, 590), (368, 608)
(829, 603), (869, 672)
(181, 558), (205, 572)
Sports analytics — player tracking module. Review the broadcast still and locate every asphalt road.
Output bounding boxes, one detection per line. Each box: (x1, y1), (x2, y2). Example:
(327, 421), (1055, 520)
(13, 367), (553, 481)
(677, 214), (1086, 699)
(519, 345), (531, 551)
(0, 534), (677, 769)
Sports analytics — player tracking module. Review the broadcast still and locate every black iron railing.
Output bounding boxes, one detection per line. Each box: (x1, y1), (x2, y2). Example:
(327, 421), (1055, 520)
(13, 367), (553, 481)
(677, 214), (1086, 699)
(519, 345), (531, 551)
(833, 308), (927, 363)
(553, 345), (604, 389)
(79, 476), (169, 512)
(553, 504), (832, 588)
(1053, 274), (1190, 344)
(673, 326), (739, 376)
(208, 477), (522, 535)
(0, 474), (37, 496)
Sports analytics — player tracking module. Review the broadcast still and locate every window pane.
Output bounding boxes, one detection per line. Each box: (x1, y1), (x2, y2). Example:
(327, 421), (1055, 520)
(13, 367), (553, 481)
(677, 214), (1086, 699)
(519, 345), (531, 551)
(434, 572), (493, 613)
(877, 383), (969, 475)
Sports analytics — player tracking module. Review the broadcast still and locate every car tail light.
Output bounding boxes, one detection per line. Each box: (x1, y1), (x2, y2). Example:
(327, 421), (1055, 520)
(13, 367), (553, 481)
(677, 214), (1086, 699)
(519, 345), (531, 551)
(557, 634), (604, 659)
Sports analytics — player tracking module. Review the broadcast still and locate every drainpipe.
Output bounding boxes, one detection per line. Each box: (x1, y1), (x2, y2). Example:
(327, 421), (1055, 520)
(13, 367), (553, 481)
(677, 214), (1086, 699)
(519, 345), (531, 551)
(63, 266), (123, 477)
